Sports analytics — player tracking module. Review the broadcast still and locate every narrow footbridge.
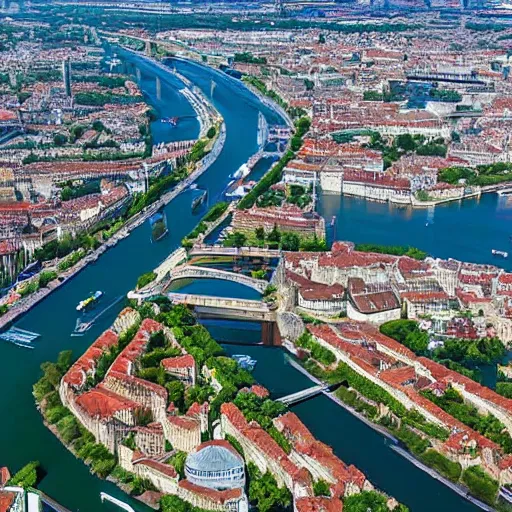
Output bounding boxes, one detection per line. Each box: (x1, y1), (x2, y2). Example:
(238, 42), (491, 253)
(276, 384), (330, 406)
(167, 292), (275, 321)
(189, 245), (281, 259)
(169, 265), (268, 293)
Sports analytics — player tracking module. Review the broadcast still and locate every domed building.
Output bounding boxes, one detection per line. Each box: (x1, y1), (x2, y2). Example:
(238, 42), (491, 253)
(185, 440), (245, 490)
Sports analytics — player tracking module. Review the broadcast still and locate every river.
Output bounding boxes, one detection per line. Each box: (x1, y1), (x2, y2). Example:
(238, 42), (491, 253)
(0, 55), (279, 512)
(319, 191), (512, 271)
(1, 53), (494, 512)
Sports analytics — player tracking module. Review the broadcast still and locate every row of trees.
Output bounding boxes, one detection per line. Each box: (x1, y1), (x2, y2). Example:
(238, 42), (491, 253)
(354, 243), (427, 260)
(380, 319), (505, 375)
(439, 162), (512, 187)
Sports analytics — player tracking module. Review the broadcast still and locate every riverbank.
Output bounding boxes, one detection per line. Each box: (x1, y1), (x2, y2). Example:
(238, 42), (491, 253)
(0, 56), (227, 332)
(283, 353), (495, 512)
(0, 52), (283, 512)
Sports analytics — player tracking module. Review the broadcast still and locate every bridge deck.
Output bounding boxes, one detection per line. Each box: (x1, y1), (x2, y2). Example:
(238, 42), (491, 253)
(277, 384), (328, 405)
(189, 245), (281, 259)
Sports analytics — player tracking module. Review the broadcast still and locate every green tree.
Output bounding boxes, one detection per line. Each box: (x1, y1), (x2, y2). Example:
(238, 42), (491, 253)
(255, 226), (265, 241)
(247, 463), (292, 512)
(53, 133), (68, 146)
(380, 320), (429, 354)
(281, 232), (300, 251)
(8, 461), (40, 488)
(206, 126), (216, 139)
(313, 479), (331, 497)
(343, 491), (389, 512)
(462, 466), (498, 505)
(267, 224), (281, 243)
(136, 271), (157, 289)
(231, 232), (246, 248)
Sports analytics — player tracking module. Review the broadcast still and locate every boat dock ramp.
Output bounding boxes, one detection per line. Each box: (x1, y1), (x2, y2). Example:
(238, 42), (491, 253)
(0, 327), (40, 349)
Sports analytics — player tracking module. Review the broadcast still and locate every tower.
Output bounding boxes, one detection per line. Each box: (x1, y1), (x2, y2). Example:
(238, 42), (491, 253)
(62, 57), (72, 97)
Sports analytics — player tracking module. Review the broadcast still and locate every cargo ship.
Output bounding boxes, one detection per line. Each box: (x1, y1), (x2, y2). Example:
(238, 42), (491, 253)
(76, 291), (103, 312)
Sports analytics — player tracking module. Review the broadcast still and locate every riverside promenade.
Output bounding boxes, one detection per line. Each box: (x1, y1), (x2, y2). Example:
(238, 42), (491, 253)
(0, 100), (226, 333)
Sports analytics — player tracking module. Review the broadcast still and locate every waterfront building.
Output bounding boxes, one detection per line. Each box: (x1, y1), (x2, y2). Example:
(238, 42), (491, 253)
(232, 205), (326, 240)
(178, 480), (248, 512)
(274, 411), (371, 498)
(220, 402), (313, 498)
(133, 423), (166, 458)
(163, 415), (201, 453)
(283, 269), (346, 315)
(295, 497), (343, 512)
(185, 440), (246, 490)
(0, 487), (24, 512)
(347, 277), (401, 324)
(401, 291), (453, 319)
(161, 354), (197, 386)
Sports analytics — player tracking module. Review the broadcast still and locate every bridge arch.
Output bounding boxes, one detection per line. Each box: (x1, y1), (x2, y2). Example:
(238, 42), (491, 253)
(168, 265), (268, 294)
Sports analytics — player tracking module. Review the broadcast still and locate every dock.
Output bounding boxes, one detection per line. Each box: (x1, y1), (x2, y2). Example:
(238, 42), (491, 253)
(100, 492), (135, 512)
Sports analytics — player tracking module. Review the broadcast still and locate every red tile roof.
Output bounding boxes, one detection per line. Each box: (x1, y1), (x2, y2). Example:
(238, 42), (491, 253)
(135, 459), (177, 479)
(75, 386), (140, 420)
(167, 415), (200, 431)
(0, 491), (15, 512)
(419, 357), (512, 416)
(295, 497), (343, 512)
(178, 480), (242, 503)
(274, 411), (365, 497)
(64, 329), (119, 388)
(161, 354), (195, 370)
(108, 318), (164, 375)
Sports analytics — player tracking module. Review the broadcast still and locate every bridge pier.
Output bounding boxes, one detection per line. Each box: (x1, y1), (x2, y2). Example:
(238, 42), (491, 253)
(262, 321), (281, 347)
(145, 40), (152, 57)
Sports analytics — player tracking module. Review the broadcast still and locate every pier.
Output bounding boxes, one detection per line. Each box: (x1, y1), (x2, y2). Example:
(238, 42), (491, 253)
(100, 492), (135, 512)
(37, 490), (73, 512)
(0, 326), (40, 349)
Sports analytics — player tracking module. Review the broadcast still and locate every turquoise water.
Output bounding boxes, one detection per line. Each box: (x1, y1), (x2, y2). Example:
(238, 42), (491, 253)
(319, 192), (512, 271)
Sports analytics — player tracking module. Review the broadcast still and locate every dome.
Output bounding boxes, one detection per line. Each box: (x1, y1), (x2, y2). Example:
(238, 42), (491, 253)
(185, 441), (245, 490)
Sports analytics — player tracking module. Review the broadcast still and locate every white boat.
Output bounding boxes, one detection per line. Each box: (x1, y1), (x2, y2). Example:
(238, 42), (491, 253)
(492, 249), (509, 258)
(230, 163), (250, 180)
(232, 354), (257, 371)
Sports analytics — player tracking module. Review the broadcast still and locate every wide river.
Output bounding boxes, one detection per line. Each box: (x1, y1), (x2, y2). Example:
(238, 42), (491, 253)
(2, 52), (508, 512)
